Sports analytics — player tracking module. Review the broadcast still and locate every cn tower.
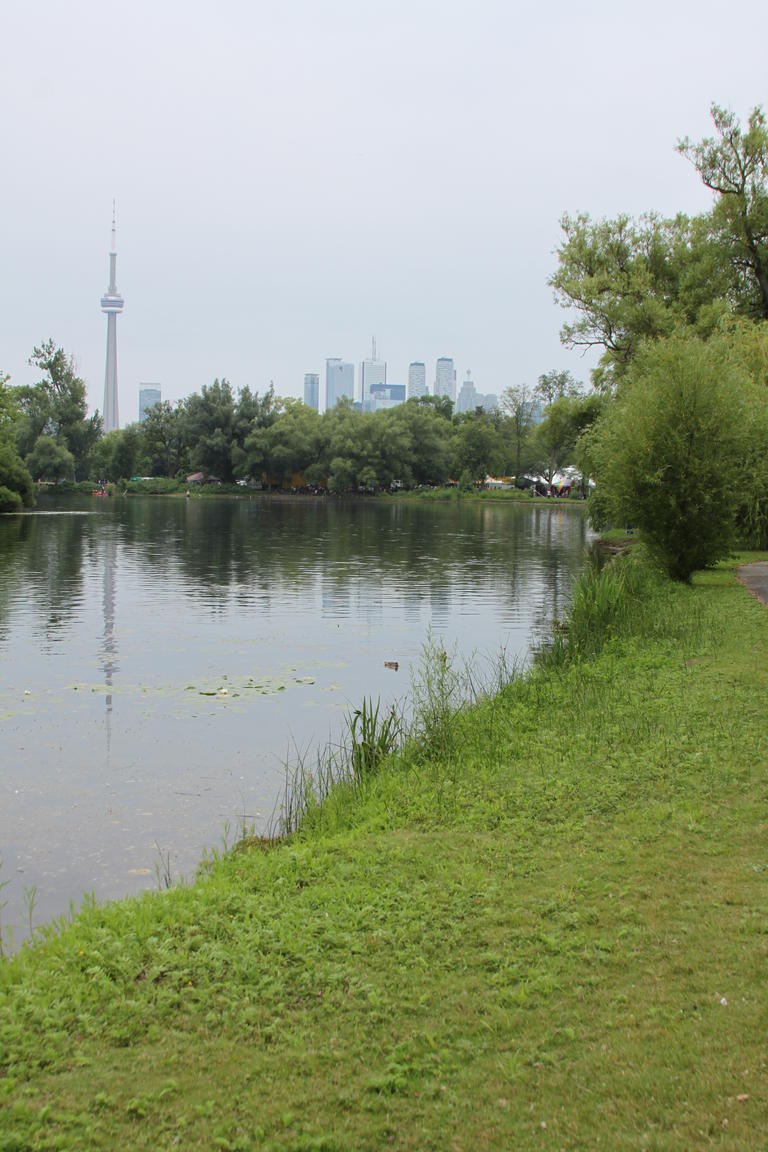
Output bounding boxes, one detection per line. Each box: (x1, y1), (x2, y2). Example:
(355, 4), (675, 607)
(100, 202), (124, 432)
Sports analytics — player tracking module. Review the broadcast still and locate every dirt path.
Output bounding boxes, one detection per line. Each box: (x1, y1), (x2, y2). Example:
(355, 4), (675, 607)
(738, 561), (768, 605)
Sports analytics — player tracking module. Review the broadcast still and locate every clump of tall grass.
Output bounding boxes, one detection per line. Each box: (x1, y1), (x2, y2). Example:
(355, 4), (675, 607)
(407, 636), (464, 763)
(274, 552), (705, 839)
(274, 697), (403, 836)
(274, 635), (520, 838)
(349, 698), (400, 785)
(538, 548), (703, 669)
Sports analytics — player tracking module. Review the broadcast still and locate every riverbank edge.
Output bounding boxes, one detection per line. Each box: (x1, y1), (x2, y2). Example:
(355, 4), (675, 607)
(33, 482), (584, 508)
(1, 551), (767, 1149)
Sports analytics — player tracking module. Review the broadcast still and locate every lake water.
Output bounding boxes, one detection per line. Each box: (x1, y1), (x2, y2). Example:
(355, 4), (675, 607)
(0, 495), (593, 945)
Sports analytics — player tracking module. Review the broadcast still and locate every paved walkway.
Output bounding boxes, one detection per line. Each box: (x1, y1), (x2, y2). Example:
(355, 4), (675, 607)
(738, 562), (768, 606)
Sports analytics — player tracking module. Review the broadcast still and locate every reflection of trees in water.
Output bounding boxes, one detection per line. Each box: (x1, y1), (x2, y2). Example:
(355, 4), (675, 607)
(1, 498), (591, 646)
(527, 508), (590, 643)
(0, 518), (25, 642)
(119, 498), (591, 630)
(0, 512), (89, 645)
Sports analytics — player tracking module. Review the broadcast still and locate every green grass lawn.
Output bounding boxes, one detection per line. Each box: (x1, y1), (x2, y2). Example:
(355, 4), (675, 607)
(2, 556), (767, 1150)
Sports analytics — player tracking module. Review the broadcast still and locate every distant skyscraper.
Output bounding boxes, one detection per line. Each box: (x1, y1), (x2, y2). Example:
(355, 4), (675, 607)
(139, 386), (161, 422)
(408, 361), (427, 399)
(101, 203), (124, 433)
(456, 371), (478, 414)
(369, 383), (406, 411)
(435, 357), (456, 403)
(325, 358), (355, 409)
(457, 373), (499, 415)
(304, 373), (319, 410)
(360, 337), (387, 411)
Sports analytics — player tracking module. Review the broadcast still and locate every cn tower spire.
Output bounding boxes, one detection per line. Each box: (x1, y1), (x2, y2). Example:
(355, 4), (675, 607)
(101, 201), (124, 433)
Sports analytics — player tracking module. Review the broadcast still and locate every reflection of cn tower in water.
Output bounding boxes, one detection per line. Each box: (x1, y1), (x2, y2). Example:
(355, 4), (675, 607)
(101, 531), (118, 753)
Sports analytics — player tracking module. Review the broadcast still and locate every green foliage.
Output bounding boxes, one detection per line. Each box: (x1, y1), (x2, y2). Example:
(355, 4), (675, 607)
(451, 412), (505, 481)
(539, 550), (698, 668)
(25, 434), (75, 482)
(0, 374), (20, 447)
(552, 105), (768, 389)
(88, 426), (143, 483)
(533, 392), (602, 484)
(499, 383), (536, 475)
(181, 378), (236, 481)
(348, 698), (400, 785)
(534, 368), (581, 406)
(14, 341), (100, 479)
(139, 400), (186, 478)
(588, 332), (754, 580)
(3, 348), (592, 494)
(678, 103), (768, 320)
(244, 399), (321, 487)
(230, 384), (279, 477)
(551, 211), (733, 388)
(0, 443), (35, 511)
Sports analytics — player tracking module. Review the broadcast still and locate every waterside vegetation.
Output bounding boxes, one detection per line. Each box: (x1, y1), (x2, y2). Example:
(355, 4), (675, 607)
(1, 549), (767, 1149)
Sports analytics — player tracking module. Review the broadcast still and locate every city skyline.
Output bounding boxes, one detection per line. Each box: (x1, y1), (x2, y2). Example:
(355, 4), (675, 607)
(308, 351), (499, 414)
(2, 3), (763, 419)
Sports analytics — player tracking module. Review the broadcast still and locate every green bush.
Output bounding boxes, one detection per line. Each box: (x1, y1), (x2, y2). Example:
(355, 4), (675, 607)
(588, 332), (758, 581)
(0, 444), (34, 511)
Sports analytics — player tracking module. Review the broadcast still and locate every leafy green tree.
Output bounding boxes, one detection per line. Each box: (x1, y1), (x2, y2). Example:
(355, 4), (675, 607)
(89, 426), (142, 482)
(0, 443), (35, 511)
(181, 378), (236, 481)
(451, 414), (505, 482)
(15, 341), (101, 478)
(319, 400), (369, 491)
(550, 212), (735, 387)
(369, 410), (415, 489)
(678, 104), (768, 320)
(499, 383), (536, 475)
(231, 385), (280, 478)
(0, 374), (35, 510)
(0, 373), (18, 443)
(393, 401), (451, 485)
(327, 455), (356, 492)
(139, 401), (187, 478)
(535, 369), (581, 407)
(416, 394), (454, 420)
(244, 400), (321, 487)
(588, 332), (753, 581)
(87, 433), (115, 482)
(25, 435), (75, 482)
(534, 393), (602, 485)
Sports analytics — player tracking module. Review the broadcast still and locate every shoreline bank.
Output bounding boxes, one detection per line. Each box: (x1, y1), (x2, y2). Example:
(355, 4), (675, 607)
(2, 551), (767, 1148)
(33, 482), (586, 509)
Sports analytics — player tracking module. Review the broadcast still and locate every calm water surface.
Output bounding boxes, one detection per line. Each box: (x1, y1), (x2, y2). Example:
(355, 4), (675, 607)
(0, 495), (593, 943)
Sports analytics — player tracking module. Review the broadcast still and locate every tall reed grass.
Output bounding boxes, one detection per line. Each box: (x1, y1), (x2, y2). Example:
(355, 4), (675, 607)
(538, 548), (703, 669)
(274, 550), (702, 840)
(272, 633), (517, 838)
(273, 697), (403, 837)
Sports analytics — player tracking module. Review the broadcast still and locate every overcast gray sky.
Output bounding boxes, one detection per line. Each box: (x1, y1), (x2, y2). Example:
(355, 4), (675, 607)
(2, 0), (766, 419)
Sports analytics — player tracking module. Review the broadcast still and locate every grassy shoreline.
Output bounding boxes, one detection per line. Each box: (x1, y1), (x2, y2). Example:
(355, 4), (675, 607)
(2, 553), (767, 1149)
(34, 480), (580, 508)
